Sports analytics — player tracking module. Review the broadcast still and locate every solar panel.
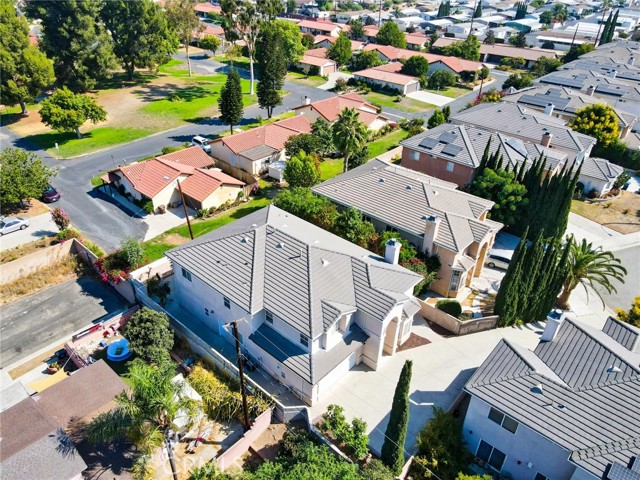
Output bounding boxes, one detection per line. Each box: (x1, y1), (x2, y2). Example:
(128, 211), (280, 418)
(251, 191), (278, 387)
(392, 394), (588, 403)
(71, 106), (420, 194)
(419, 137), (439, 149)
(438, 132), (457, 144)
(441, 144), (463, 156)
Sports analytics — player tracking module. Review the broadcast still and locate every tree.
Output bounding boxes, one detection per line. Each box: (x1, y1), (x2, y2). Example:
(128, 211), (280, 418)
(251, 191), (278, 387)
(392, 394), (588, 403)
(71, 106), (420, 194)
(218, 68), (244, 133)
(378, 231), (417, 264)
(287, 0), (297, 13)
(470, 168), (528, 226)
(616, 296), (640, 328)
(428, 70), (456, 90)
(477, 65), (490, 95)
(442, 34), (481, 61)
(285, 133), (324, 156)
(413, 407), (471, 479)
(353, 50), (384, 70)
(51, 208), (70, 230)
(302, 32), (315, 49)
(0, 0), (55, 115)
(401, 55), (430, 78)
(457, 474), (493, 480)
(540, 10), (555, 25)
(102, 0), (178, 80)
(333, 208), (376, 248)
(328, 33), (353, 66)
(563, 43), (594, 63)
(514, 1), (527, 20)
(257, 28), (286, 118)
(124, 307), (174, 365)
(557, 237), (627, 309)
(541, 40), (556, 49)
(484, 30), (496, 45)
(437, 1), (451, 17)
(0, 148), (57, 206)
(381, 360), (412, 475)
(531, 56), (562, 77)
(258, 20), (306, 65)
(25, 0), (116, 91)
(166, 0), (203, 78)
(87, 360), (200, 479)
(551, 2), (568, 24)
(376, 21), (407, 48)
(332, 108), (369, 173)
(427, 109), (446, 128)
(120, 237), (144, 268)
(442, 105), (452, 121)
(200, 35), (222, 56)
(509, 31), (527, 48)
(502, 73), (534, 90)
(283, 151), (321, 187)
(349, 18), (366, 40)
(473, 2), (482, 18)
(319, 404), (370, 461)
(312, 118), (335, 155)
(273, 187), (338, 230)
(570, 103), (620, 147)
(39, 88), (107, 139)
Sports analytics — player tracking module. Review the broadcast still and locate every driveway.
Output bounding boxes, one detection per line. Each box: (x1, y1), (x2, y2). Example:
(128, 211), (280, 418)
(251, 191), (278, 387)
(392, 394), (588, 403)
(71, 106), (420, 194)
(318, 72), (353, 91)
(407, 90), (452, 107)
(0, 277), (129, 369)
(0, 212), (58, 252)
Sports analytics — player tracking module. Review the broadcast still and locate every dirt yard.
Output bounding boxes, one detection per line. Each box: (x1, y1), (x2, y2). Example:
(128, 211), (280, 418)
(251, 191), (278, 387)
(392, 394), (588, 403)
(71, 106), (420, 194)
(571, 191), (640, 234)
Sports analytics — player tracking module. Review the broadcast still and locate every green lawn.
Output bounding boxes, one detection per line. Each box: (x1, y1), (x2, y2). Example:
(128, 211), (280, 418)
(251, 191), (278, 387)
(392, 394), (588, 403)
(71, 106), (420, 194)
(286, 71), (327, 87)
(362, 91), (436, 113)
(141, 197), (272, 262)
(319, 159), (344, 181)
(368, 129), (407, 159)
(425, 85), (472, 99)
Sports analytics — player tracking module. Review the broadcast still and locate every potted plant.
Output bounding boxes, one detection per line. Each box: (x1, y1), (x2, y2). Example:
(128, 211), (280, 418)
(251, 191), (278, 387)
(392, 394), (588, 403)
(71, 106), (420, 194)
(47, 362), (60, 374)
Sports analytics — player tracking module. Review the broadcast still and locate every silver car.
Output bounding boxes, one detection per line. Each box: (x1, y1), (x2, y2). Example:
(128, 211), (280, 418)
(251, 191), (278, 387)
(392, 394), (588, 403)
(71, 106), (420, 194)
(0, 217), (30, 236)
(485, 252), (511, 270)
(191, 135), (211, 153)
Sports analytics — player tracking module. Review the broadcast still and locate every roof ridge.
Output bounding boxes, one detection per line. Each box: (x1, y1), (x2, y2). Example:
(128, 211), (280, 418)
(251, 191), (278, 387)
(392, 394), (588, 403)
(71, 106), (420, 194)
(458, 125), (480, 167)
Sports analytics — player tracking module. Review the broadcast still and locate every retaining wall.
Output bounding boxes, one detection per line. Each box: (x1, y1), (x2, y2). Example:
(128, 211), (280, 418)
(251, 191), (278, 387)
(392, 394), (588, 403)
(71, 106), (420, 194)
(418, 299), (499, 335)
(0, 240), (74, 285)
(216, 408), (273, 471)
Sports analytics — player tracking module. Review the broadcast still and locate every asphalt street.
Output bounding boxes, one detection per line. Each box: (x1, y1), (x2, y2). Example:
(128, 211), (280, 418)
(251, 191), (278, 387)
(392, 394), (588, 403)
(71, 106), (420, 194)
(0, 277), (129, 369)
(0, 53), (508, 252)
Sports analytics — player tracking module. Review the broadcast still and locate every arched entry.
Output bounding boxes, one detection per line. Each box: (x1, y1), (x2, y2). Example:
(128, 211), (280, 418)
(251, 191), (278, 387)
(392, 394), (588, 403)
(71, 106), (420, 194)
(383, 317), (400, 356)
(475, 243), (489, 277)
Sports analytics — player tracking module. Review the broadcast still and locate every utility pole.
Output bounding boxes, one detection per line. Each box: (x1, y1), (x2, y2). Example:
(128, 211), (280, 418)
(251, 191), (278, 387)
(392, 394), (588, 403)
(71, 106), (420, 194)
(469, 0), (478, 35)
(230, 320), (251, 431)
(176, 179), (194, 240)
(378, 0), (382, 27)
(164, 430), (179, 480)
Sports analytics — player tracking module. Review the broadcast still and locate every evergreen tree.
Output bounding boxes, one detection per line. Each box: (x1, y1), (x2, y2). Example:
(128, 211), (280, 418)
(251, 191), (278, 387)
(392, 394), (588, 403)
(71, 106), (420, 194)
(427, 109), (446, 128)
(218, 68), (244, 133)
(328, 33), (353, 66)
(442, 105), (451, 121)
(478, 137), (492, 176)
(599, 11), (613, 46)
(607, 10), (619, 43)
(257, 28), (286, 118)
(437, 1), (451, 17)
(514, 1), (527, 20)
(376, 21), (407, 48)
(381, 360), (412, 475)
(474, 2), (482, 18)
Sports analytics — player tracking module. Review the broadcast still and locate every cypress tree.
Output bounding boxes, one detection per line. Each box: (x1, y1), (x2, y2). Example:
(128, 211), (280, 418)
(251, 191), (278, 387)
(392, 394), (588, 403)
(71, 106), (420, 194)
(478, 137), (492, 176)
(608, 10), (619, 43)
(496, 153), (504, 171)
(257, 29), (286, 118)
(381, 360), (412, 475)
(474, 2), (482, 18)
(599, 12), (613, 46)
(219, 68), (243, 133)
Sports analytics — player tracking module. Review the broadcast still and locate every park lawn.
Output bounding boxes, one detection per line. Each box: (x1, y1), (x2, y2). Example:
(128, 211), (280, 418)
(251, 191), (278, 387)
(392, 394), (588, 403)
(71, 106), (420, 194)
(368, 129), (407, 159)
(362, 91), (435, 113)
(286, 72), (327, 87)
(141, 196), (272, 262)
(425, 85), (472, 99)
(212, 54), (252, 72)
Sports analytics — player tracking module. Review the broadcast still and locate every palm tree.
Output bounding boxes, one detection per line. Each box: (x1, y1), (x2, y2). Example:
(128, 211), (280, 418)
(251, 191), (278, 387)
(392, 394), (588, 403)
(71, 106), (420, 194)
(332, 108), (369, 173)
(557, 236), (627, 309)
(86, 360), (201, 480)
(552, 3), (568, 24)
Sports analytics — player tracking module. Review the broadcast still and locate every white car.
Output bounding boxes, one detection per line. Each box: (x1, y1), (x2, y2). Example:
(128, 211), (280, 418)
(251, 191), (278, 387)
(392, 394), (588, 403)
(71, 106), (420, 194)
(485, 251), (511, 270)
(191, 135), (211, 153)
(0, 217), (30, 236)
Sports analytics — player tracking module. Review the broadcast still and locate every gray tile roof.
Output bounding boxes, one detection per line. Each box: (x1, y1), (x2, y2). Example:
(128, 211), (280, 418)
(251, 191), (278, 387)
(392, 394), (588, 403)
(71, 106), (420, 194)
(538, 68), (640, 104)
(166, 205), (421, 345)
(312, 159), (500, 253)
(562, 59), (640, 84)
(401, 123), (567, 171)
(603, 316), (640, 353)
(465, 318), (640, 478)
(449, 102), (596, 156)
(580, 157), (625, 183)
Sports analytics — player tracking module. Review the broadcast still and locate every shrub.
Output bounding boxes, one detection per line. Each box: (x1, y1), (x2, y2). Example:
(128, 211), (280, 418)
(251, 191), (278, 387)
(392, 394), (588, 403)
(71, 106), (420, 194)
(334, 77), (348, 92)
(436, 299), (462, 318)
(161, 145), (181, 155)
(51, 208), (70, 230)
(120, 236), (144, 268)
(319, 404), (370, 460)
(428, 70), (456, 90)
(56, 227), (82, 242)
(140, 198), (154, 215)
(124, 307), (174, 365)
(82, 239), (105, 258)
(168, 92), (183, 102)
(575, 181), (585, 195)
(147, 277), (171, 307)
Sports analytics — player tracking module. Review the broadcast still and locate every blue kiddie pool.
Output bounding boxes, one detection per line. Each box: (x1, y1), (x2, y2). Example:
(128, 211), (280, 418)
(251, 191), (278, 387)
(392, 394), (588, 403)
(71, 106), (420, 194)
(106, 339), (132, 362)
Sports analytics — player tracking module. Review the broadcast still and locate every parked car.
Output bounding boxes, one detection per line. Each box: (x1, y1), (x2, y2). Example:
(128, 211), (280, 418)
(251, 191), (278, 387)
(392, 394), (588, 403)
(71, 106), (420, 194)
(191, 135), (211, 153)
(0, 217), (30, 236)
(42, 185), (61, 203)
(485, 251), (511, 270)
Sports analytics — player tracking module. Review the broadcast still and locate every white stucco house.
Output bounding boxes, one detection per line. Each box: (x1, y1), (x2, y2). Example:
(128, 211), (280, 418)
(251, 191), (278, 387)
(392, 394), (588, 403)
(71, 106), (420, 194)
(578, 156), (624, 197)
(462, 315), (640, 479)
(164, 205), (423, 405)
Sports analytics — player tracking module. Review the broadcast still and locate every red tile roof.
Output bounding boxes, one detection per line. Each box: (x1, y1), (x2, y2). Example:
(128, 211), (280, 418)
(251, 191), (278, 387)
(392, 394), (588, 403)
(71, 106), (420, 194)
(305, 47), (329, 58)
(180, 168), (245, 202)
(116, 159), (187, 199)
(354, 67), (420, 87)
(214, 116), (312, 155)
(373, 62), (404, 73)
(294, 93), (388, 127)
(298, 19), (347, 33)
(196, 23), (225, 38)
(433, 37), (557, 62)
(156, 146), (214, 169)
(406, 32), (428, 46)
(298, 54), (336, 67)
(194, 2), (221, 13)
(314, 35), (363, 51)
(362, 44), (483, 72)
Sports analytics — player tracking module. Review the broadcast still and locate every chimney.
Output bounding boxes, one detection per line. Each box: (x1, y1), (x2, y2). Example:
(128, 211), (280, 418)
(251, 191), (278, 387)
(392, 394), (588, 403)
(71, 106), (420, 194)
(384, 238), (401, 265)
(586, 85), (596, 96)
(541, 309), (567, 342)
(304, 95), (311, 105)
(629, 57), (636, 66)
(541, 131), (553, 148)
(422, 215), (440, 254)
(544, 102), (555, 116)
(609, 69), (618, 79)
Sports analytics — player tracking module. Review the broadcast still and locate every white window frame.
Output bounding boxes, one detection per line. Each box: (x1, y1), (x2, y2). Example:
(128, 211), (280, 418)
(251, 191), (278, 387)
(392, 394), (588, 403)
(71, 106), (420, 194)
(476, 439), (506, 472)
(446, 161), (455, 172)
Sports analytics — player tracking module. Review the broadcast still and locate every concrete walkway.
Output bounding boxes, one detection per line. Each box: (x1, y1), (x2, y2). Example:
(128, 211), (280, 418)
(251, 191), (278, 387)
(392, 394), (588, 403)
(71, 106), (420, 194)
(318, 72), (353, 91)
(407, 90), (453, 107)
(0, 212), (58, 252)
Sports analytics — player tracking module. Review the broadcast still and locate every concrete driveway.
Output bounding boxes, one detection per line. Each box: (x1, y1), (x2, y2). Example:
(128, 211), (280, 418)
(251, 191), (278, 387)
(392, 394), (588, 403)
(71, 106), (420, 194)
(0, 277), (129, 369)
(0, 212), (58, 252)
(407, 90), (452, 107)
(318, 72), (353, 90)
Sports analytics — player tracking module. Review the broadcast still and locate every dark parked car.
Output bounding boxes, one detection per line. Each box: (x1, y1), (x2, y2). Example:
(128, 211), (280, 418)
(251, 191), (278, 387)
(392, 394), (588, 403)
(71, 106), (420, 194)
(42, 185), (60, 203)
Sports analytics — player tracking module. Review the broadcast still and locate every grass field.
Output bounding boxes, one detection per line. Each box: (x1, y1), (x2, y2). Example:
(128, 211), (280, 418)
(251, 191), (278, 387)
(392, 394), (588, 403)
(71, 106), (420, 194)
(425, 85), (472, 99)
(363, 91), (435, 113)
(319, 159), (344, 181)
(286, 71), (327, 87)
(368, 129), (407, 159)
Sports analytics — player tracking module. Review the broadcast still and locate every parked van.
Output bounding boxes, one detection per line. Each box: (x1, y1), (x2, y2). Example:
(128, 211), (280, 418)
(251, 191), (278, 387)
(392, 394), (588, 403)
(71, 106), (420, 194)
(485, 251), (511, 270)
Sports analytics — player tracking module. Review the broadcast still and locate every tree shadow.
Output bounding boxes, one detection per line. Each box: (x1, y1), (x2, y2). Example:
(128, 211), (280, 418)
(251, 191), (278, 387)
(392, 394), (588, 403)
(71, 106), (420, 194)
(94, 71), (158, 91)
(15, 131), (85, 152)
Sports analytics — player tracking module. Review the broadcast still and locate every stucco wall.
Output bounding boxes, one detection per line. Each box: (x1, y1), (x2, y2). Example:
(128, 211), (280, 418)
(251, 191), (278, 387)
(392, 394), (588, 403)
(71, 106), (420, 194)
(0, 240), (74, 285)
(418, 300), (498, 335)
(217, 408), (273, 471)
(210, 141), (238, 169)
(152, 175), (187, 210)
(401, 147), (477, 186)
(200, 184), (244, 210)
(463, 396), (576, 479)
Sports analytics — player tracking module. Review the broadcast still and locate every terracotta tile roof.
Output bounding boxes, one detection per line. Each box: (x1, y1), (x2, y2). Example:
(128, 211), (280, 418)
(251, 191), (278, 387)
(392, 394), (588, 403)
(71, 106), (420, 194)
(197, 23), (225, 37)
(180, 168), (246, 202)
(314, 35), (363, 51)
(214, 116), (311, 155)
(294, 93), (388, 127)
(373, 62), (404, 73)
(354, 67), (420, 87)
(434, 56), (483, 73)
(156, 146), (214, 169)
(194, 2), (221, 13)
(406, 32), (428, 46)
(305, 47), (329, 58)
(116, 159), (185, 199)
(363, 44), (483, 71)
(298, 54), (336, 67)
(298, 19), (346, 33)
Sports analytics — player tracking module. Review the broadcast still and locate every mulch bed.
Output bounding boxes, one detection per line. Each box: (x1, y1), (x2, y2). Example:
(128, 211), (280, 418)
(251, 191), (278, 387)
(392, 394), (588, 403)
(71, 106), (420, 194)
(397, 333), (431, 352)
(424, 319), (456, 338)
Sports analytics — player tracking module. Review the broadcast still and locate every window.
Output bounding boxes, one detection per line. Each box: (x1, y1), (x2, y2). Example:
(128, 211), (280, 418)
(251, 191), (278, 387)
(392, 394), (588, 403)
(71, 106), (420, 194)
(265, 310), (273, 324)
(446, 161), (455, 172)
(300, 333), (309, 347)
(411, 151), (420, 161)
(449, 270), (462, 291)
(476, 440), (506, 471)
(224, 297), (231, 309)
(182, 268), (192, 281)
(534, 474), (548, 480)
(488, 408), (519, 434)
(205, 308), (209, 317)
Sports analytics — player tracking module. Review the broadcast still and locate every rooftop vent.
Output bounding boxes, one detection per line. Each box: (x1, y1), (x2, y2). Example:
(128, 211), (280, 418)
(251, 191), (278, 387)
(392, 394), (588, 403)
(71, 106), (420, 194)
(530, 384), (544, 395)
(163, 176), (170, 181)
(379, 178), (385, 183)
(241, 237), (249, 243)
(321, 259), (330, 267)
(276, 242), (285, 249)
(607, 365), (623, 374)
(406, 185), (412, 191)
(251, 223), (257, 228)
